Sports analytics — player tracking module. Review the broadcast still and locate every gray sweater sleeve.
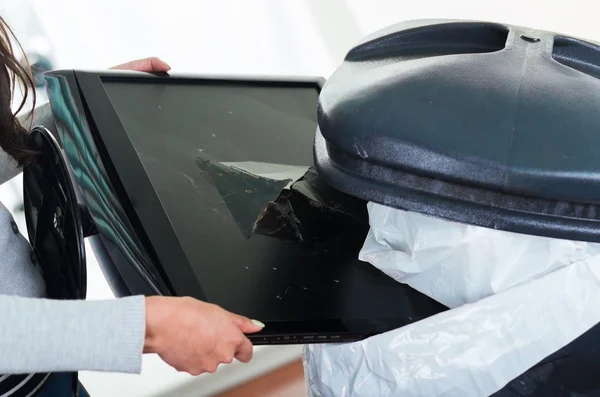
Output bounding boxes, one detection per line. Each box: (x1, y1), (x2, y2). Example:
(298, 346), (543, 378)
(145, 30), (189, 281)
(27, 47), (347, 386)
(0, 295), (146, 374)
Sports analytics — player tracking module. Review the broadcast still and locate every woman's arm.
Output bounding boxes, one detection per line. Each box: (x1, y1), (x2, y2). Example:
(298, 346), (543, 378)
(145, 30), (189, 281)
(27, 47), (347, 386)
(0, 294), (264, 375)
(0, 295), (146, 374)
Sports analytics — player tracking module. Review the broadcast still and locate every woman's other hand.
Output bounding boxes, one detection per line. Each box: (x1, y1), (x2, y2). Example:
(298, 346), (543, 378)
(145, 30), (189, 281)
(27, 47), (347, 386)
(144, 296), (264, 375)
(110, 57), (171, 72)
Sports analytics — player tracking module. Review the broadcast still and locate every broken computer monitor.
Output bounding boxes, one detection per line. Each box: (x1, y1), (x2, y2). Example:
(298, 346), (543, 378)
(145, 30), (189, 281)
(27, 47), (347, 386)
(44, 70), (446, 344)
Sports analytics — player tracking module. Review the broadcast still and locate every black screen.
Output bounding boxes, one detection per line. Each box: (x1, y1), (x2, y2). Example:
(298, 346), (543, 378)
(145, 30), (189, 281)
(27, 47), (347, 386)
(102, 79), (441, 327)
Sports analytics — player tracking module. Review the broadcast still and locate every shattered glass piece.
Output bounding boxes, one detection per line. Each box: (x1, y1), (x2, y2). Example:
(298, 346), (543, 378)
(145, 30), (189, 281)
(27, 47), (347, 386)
(253, 168), (369, 247)
(195, 158), (293, 237)
(289, 167), (367, 222)
(220, 162), (310, 187)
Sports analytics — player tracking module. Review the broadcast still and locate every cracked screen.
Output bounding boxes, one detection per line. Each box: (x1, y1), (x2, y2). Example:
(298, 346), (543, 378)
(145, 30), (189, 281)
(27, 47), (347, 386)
(102, 79), (385, 321)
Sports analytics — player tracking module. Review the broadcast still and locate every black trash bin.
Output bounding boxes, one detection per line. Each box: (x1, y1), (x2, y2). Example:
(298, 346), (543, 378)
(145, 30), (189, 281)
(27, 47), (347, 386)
(314, 18), (600, 397)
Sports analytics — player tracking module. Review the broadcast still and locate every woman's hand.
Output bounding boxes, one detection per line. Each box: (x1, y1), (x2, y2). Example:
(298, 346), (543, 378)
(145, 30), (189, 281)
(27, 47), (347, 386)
(110, 57), (171, 72)
(144, 296), (264, 375)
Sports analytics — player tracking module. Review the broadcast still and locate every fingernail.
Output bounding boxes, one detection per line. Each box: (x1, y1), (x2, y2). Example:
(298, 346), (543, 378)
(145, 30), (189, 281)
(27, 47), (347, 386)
(159, 58), (171, 68)
(251, 320), (265, 328)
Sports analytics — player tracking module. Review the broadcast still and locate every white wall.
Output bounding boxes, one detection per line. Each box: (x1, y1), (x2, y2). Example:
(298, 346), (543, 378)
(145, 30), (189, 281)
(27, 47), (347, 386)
(1, 1), (600, 396)
(32, 0), (345, 76)
(349, 0), (600, 41)
(28, 0), (600, 76)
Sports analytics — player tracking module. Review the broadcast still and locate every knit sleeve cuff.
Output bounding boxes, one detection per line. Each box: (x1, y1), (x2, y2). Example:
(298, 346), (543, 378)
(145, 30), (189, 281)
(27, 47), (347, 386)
(0, 295), (147, 374)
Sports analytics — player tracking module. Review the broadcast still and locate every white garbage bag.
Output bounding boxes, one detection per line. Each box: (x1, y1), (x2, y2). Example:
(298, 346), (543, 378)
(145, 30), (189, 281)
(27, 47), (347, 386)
(303, 203), (600, 397)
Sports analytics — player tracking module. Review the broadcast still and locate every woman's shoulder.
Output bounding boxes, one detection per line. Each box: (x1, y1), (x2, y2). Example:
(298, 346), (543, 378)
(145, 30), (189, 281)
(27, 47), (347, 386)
(0, 146), (21, 186)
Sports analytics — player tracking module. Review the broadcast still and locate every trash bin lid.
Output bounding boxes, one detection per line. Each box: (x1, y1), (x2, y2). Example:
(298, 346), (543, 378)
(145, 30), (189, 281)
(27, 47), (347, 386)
(315, 19), (600, 242)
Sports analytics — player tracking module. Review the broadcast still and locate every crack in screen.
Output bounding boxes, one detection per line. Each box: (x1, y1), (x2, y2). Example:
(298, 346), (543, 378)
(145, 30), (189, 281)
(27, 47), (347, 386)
(196, 159), (368, 247)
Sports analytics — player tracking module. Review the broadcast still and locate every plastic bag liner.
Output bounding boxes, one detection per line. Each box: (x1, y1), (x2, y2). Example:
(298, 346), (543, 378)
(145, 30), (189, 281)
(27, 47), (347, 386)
(303, 202), (600, 397)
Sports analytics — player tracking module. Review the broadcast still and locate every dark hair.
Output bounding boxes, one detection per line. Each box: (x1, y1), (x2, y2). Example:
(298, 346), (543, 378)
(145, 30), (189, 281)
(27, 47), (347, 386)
(0, 16), (37, 166)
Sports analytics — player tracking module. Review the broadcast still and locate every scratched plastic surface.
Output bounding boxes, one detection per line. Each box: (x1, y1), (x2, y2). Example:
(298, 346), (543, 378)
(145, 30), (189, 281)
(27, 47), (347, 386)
(304, 203), (600, 396)
(315, 19), (600, 243)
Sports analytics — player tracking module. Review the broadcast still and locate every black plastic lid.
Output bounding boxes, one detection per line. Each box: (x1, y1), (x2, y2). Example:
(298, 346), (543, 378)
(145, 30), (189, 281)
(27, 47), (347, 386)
(315, 19), (600, 242)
